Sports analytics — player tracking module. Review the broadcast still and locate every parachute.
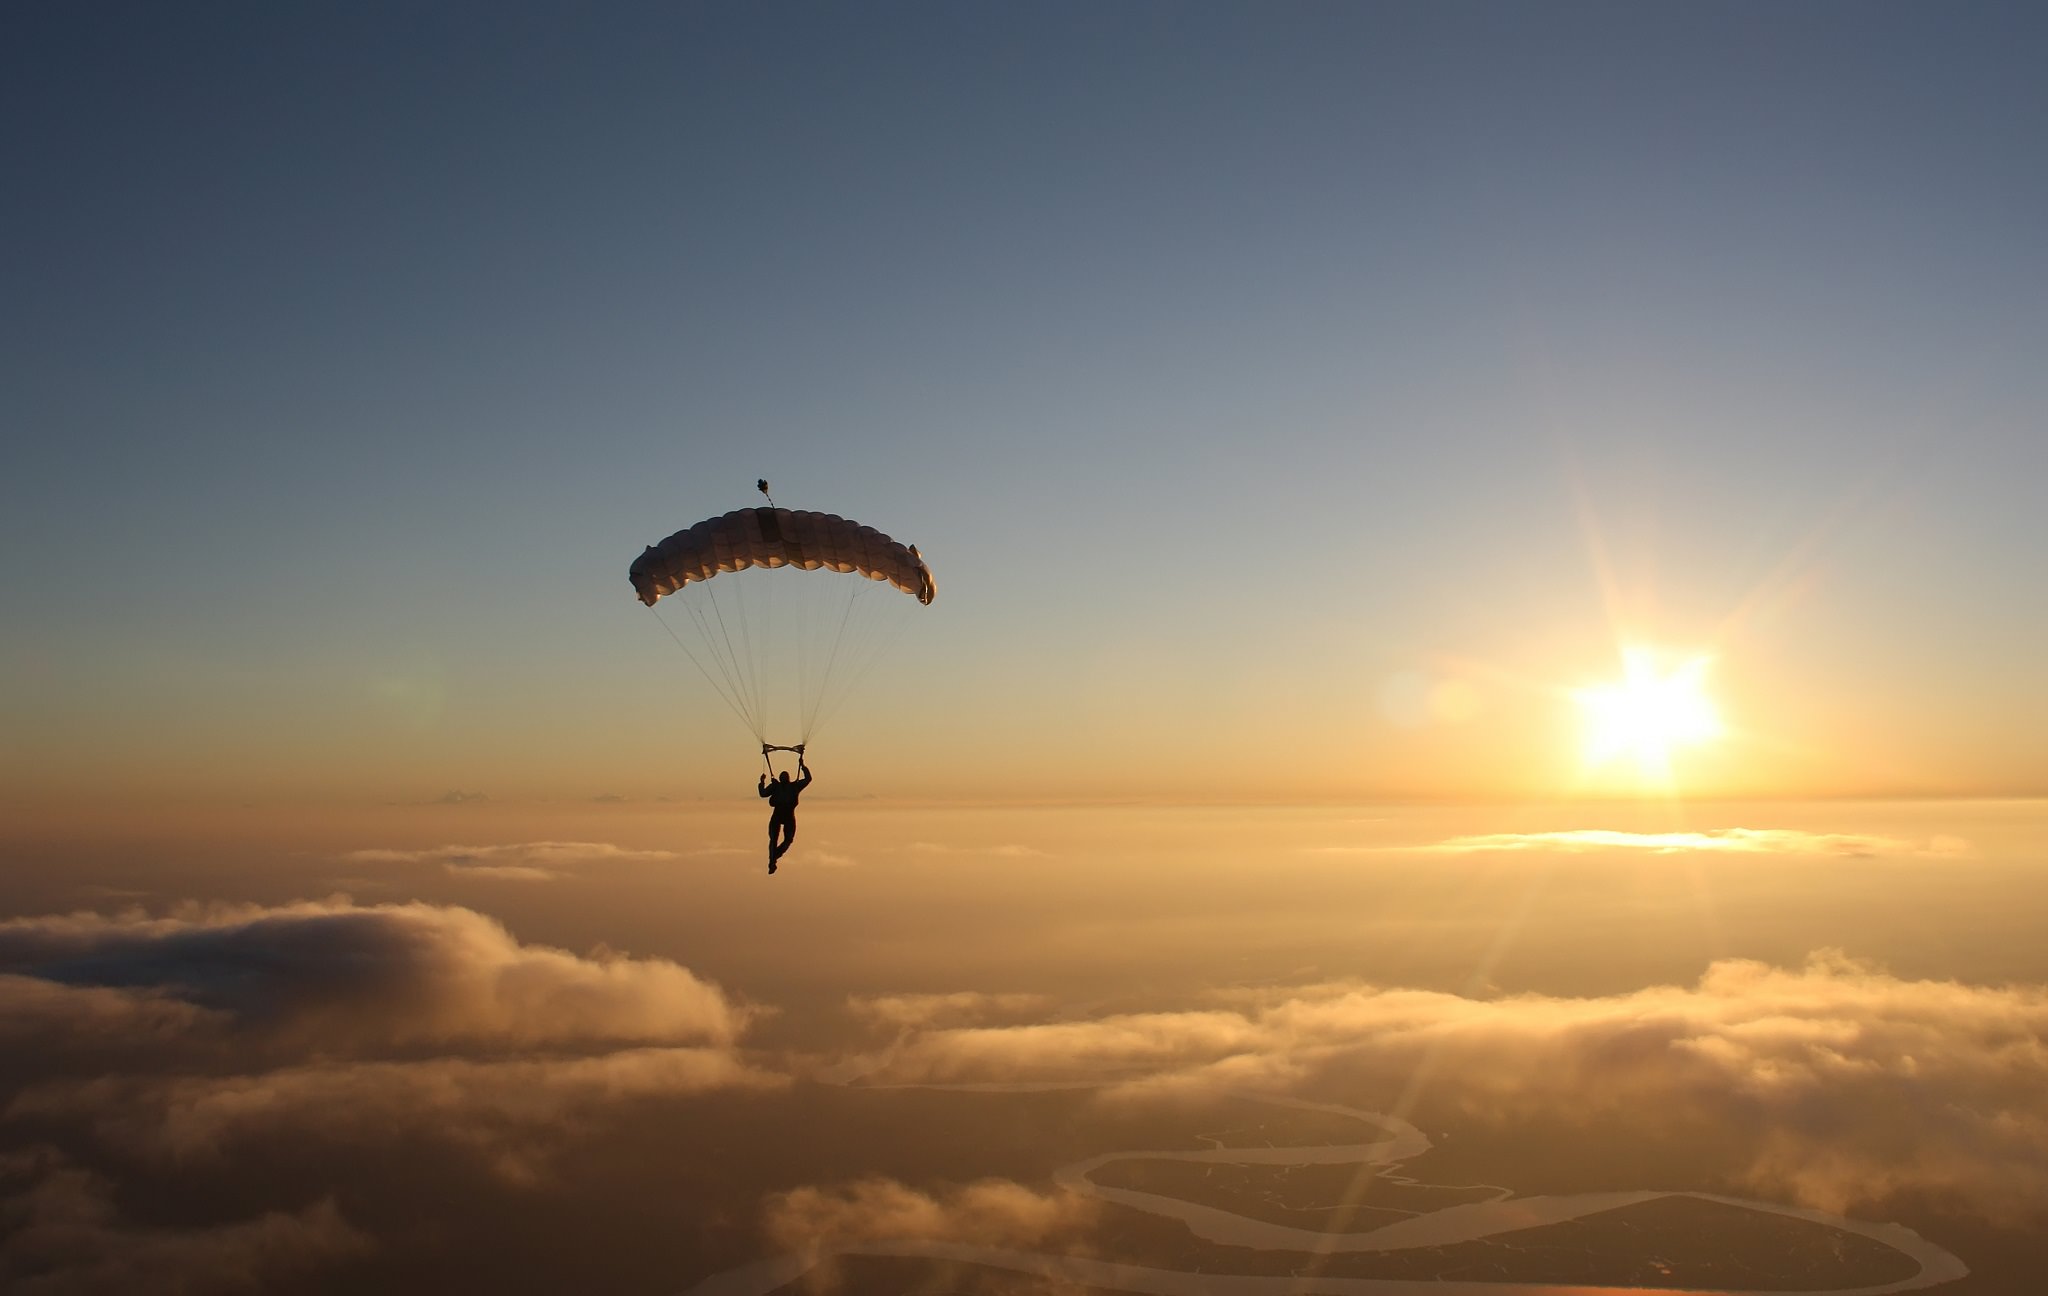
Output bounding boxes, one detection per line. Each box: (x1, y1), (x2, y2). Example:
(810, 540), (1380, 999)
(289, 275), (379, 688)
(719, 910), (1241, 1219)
(630, 508), (935, 608)
(629, 492), (934, 765)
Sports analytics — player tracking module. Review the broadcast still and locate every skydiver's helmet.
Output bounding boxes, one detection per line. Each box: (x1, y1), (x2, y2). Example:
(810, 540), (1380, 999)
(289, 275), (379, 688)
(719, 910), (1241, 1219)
(777, 772), (791, 783)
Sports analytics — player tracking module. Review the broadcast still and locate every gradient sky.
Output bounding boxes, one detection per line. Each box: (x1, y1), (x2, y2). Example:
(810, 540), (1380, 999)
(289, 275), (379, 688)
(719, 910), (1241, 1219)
(7, 2), (2047, 809)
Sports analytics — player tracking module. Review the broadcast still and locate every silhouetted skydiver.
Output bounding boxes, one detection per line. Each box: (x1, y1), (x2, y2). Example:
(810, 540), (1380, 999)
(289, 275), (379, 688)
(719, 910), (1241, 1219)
(758, 758), (812, 874)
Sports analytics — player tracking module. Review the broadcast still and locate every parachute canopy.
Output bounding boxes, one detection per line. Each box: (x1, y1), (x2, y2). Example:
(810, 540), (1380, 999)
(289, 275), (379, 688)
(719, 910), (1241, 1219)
(629, 504), (934, 759)
(630, 507), (935, 608)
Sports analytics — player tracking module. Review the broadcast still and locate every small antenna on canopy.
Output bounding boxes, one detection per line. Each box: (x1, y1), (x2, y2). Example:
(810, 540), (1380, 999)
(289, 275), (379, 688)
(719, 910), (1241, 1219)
(756, 478), (775, 508)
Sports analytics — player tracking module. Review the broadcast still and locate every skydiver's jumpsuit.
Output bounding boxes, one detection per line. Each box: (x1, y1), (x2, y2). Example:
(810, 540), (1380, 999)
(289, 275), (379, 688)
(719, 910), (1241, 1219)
(760, 769), (811, 862)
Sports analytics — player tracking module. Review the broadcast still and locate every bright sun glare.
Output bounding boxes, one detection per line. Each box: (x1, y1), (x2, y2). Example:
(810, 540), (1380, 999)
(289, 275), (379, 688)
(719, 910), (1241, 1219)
(1574, 648), (1723, 780)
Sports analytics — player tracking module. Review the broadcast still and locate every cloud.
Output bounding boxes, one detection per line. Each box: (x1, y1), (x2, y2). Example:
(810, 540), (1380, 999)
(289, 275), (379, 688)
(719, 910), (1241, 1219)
(837, 953), (2048, 1225)
(907, 843), (1049, 859)
(342, 841), (679, 880)
(851, 1010), (1267, 1089)
(0, 975), (219, 1057)
(764, 1178), (1095, 1256)
(432, 790), (489, 805)
(0, 1148), (371, 1295)
(848, 992), (1054, 1032)
(14, 1048), (777, 1178)
(1319, 827), (1971, 857)
(446, 863), (561, 881)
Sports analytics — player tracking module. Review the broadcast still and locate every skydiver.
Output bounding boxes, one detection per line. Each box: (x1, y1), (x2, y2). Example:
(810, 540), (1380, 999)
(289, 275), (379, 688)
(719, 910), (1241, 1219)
(758, 757), (812, 874)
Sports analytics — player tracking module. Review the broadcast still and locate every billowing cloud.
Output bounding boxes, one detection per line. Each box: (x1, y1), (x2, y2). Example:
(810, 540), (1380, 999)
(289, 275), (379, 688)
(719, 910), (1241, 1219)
(0, 1148), (371, 1295)
(0, 894), (783, 1285)
(839, 953), (2048, 1225)
(764, 1178), (1095, 1255)
(0, 898), (748, 1055)
(1316, 828), (1971, 857)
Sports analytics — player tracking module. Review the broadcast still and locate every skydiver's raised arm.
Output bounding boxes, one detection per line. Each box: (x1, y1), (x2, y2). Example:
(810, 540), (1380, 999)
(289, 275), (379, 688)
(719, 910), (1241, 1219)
(757, 775), (772, 797)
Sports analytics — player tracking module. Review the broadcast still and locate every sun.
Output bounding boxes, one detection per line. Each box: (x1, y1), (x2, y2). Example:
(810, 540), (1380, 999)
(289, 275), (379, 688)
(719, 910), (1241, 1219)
(1574, 647), (1723, 780)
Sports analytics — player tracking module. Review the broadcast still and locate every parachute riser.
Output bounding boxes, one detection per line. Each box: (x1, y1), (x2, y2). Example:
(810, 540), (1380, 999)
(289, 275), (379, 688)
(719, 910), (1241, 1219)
(762, 741), (806, 775)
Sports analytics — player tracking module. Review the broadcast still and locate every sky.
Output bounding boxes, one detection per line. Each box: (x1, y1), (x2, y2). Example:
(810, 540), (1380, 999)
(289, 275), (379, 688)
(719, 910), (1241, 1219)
(7, 0), (2048, 814)
(11, 8), (2048, 1293)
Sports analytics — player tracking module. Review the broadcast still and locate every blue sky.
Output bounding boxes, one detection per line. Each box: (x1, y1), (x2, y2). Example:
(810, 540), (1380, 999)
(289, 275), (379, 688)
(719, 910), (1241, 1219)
(6, 2), (2047, 803)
